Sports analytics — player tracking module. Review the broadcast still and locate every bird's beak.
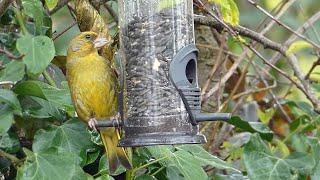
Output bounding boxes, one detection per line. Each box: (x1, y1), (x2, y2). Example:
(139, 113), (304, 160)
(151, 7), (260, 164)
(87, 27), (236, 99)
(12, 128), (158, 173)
(93, 38), (109, 48)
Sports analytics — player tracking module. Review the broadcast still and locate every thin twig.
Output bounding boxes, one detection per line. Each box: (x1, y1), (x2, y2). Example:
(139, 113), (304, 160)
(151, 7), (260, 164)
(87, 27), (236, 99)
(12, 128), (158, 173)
(269, 11), (320, 66)
(196, 43), (239, 58)
(194, 15), (286, 55)
(305, 57), (320, 80)
(196, 0), (320, 113)
(201, 38), (225, 97)
(0, 48), (23, 60)
(104, 3), (118, 22)
(247, 0), (320, 50)
(53, 21), (77, 41)
(0, 149), (20, 165)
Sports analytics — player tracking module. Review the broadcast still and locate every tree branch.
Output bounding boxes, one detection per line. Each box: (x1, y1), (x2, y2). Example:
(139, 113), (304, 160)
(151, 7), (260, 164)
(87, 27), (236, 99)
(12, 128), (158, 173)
(194, 15), (286, 55)
(195, 0), (320, 113)
(247, 0), (320, 50)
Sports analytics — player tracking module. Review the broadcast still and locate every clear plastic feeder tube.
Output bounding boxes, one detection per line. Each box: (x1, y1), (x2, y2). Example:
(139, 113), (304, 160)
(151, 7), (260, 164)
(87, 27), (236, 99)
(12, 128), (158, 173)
(119, 0), (204, 146)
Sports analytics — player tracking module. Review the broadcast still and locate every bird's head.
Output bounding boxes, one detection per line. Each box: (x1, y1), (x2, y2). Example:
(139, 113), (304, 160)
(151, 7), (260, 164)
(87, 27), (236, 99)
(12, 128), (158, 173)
(67, 31), (109, 56)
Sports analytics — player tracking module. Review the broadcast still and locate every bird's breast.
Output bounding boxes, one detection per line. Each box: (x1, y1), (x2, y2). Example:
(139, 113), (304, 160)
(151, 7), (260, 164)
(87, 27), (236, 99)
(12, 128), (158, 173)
(67, 56), (118, 120)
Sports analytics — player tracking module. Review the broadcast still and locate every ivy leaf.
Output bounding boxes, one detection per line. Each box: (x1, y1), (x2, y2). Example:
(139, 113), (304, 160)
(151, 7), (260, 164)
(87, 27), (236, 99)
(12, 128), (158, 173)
(211, 0), (239, 26)
(177, 145), (239, 172)
(0, 61), (25, 82)
(228, 116), (273, 141)
(147, 146), (208, 180)
(32, 119), (95, 157)
(98, 154), (126, 176)
(45, 0), (58, 11)
(243, 134), (316, 180)
(22, 0), (44, 34)
(0, 89), (22, 114)
(80, 148), (100, 167)
(13, 80), (73, 110)
(166, 166), (184, 180)
(16, 35), (55, 75)
(0, 131), (20, 153)
(0, 108), (13, 134)
(286, 41), (313, 55)
(17, 148), (88, 180)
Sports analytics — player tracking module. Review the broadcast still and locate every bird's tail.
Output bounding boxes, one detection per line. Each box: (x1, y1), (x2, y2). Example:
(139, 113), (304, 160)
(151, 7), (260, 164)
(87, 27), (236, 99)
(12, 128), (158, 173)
(100, 128), (132, 174)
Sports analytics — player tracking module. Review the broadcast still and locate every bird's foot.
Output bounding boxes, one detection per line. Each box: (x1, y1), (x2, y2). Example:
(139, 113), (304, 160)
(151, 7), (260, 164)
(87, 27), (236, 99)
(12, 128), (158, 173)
(88, 118), (98, 131)
(110, 113), (120, 121)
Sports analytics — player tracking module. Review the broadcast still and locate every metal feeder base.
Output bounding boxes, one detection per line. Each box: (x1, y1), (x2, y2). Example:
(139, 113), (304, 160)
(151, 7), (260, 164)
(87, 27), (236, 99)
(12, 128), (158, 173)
(119, 134), (206, 147)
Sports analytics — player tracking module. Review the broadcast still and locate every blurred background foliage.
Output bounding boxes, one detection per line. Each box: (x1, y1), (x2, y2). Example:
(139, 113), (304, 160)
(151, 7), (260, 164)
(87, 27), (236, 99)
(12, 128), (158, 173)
(0, 0), (320, 180)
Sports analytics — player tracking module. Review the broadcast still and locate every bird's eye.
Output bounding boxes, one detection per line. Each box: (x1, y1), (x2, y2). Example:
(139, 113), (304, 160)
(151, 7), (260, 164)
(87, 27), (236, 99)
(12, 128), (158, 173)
(85, 35), (91, 40)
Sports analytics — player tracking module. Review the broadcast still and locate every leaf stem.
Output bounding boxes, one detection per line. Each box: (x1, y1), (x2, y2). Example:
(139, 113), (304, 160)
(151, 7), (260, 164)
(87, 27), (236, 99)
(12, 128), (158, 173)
(43, 70), (57, 87)
(13, 8), (28, 35)
(0, 149), (20, 165)
(131, 156), (168, 175)
(151, 166), (165, 176)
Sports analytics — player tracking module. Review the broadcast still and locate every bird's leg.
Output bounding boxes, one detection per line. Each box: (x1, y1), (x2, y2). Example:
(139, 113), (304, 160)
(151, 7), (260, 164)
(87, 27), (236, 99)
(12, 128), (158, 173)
(88, 118), (98, 131)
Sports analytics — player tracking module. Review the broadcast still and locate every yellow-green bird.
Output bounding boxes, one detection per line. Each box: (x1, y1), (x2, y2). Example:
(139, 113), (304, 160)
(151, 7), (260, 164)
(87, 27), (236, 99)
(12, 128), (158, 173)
(66, 31), (131, 173)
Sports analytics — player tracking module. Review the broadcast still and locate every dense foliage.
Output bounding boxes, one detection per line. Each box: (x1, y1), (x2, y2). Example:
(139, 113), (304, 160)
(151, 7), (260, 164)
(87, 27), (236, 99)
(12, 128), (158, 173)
(0, 0), (319, 180)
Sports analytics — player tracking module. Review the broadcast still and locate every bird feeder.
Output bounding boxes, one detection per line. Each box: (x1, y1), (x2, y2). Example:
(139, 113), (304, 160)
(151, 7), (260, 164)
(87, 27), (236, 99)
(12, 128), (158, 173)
(97, 0), (231, 147)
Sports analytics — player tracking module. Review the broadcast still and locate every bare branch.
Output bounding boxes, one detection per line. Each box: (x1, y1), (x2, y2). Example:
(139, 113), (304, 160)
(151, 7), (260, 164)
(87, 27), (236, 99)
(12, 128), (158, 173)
(247, 0), (320, 50)
(195, 1), (320, 113)
(194, 15), (286, 55)
(269, 11), (320, 65)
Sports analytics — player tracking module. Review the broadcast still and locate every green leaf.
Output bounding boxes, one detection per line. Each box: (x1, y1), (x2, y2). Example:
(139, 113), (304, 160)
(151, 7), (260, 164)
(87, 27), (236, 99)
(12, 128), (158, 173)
(285, 152), (315, 175)
(0, 131), (20, 153)
(33, 119), (95, 157)
(257, 108), (275, 124)
(13, 80), (73, 110)
(80, 148), (100, 167)
(0, 89), (22, 114)
(211, 0), (239, 26)
(98, 154), (126, 176)
(146, 146), (208, 180)
(17, 148), (88, 180)
(0, 108), (13, 134)
(0, 61), (25, 82)
(45, 0), (58, 10)
(177, 145), (239, 172)
(25, 97), (64, 120)
(166, 166), (184, 180)
(286, 41), (313, 55)
(16, 35), (55, 75)
(22, 0), (44, 34)
(243, 134), (316, 180)
(228, 116), (273, 141)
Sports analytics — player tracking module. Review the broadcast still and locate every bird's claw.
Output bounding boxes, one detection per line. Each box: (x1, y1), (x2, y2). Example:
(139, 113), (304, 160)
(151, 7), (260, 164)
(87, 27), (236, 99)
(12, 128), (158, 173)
(111, 113), (120, 121)
(88, 118), (98, 131)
